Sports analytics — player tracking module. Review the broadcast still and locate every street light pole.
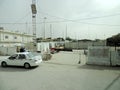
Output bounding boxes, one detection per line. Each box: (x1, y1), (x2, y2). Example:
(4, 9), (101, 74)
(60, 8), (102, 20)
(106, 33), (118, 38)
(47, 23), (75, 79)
(44, 17), (47, 39)
(50, 24), (52, 39)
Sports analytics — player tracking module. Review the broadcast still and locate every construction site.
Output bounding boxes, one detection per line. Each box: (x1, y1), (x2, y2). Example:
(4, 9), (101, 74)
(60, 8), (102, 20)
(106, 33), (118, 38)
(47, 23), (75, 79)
(0, 0), (120, 90)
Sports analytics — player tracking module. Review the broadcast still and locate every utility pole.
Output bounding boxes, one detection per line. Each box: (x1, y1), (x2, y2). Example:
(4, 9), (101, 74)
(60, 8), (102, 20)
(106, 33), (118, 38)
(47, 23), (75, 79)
(26, 22), (28, 34)
(50, 24), (52, 39)
(43, 17), (47, 39)
(65, 24), (67, 40)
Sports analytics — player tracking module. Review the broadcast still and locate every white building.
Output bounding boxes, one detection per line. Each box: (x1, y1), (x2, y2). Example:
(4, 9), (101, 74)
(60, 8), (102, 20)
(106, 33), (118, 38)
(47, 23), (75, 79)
(0, 29), (33, 47)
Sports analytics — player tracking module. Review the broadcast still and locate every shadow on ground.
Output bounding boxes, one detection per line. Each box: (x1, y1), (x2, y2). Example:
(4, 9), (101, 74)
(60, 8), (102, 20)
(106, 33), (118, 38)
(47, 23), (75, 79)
(78, 64), (120, 71)
(0, 66), (38, 72)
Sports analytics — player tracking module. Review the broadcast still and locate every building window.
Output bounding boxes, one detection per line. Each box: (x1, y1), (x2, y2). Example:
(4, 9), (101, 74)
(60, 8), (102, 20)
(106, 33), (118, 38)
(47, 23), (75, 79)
(14, 36), (17, 39)
(5, 36), (8, 39)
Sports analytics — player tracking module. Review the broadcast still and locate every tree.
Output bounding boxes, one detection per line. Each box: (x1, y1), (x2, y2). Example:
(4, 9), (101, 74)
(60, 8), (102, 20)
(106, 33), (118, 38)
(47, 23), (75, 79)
(106, 33), (120, 47)
(66, 37), (72, 41)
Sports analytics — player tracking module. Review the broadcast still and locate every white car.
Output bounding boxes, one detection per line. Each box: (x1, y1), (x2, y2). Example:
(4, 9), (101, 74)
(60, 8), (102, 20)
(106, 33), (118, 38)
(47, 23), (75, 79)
(0, 52), (42, 69)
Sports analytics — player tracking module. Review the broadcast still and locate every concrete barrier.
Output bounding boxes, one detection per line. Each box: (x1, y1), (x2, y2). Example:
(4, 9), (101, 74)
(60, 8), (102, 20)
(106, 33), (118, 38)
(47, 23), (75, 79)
(86, 46), (111, 66)
(0, 47), (16, 56)
(41, 53), (52, 61)
(111, 50), (120, 66)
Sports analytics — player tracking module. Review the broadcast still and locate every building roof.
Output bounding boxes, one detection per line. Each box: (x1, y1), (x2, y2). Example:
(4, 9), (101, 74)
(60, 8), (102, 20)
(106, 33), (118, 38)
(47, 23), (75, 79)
(0, 29), (33, 37)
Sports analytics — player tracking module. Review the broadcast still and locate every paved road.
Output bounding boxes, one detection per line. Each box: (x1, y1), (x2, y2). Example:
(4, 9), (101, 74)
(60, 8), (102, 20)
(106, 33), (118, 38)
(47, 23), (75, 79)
(0, 51), (120, 90)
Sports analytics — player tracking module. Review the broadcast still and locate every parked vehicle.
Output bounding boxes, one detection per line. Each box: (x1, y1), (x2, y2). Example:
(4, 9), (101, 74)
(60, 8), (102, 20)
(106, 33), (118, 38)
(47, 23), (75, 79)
(0, 52), (42, 69)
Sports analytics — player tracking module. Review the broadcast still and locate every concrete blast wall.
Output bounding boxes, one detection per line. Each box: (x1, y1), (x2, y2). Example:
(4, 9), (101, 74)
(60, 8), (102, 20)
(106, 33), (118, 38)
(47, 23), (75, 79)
(65, 41), (105, 49)
(0, 47), (16, 56)
(87, 46), (120, 66)
(111, 51), (120, 66)
(87, 46), (111, 66)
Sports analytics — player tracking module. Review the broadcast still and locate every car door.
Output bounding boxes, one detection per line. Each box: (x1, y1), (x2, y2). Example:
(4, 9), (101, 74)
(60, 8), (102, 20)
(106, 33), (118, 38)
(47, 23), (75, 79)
(17, 54), (26, 66)
(7, 54), (18, 66)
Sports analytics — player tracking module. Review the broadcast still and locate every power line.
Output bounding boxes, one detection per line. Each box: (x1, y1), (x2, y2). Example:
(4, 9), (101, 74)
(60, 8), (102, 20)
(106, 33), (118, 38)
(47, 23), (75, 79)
(36, 10), (120, 26)
(0, 12), (31, 24)
(75, 21), (120, 26)
(1, 12), (120, 27)
(13, 11), (31, 24)
(38, 10), (120, 21)
(72, 13), (120, 21)
(1, 21), (120, 27)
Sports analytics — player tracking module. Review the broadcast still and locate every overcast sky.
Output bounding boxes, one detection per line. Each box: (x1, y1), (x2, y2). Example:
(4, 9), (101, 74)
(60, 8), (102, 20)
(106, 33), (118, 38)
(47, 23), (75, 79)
(0, 0), (120, 40)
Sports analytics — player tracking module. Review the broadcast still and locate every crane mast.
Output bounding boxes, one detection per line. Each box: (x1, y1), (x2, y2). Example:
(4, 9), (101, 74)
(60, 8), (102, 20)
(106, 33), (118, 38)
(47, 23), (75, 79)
(31, 0), (37, 44)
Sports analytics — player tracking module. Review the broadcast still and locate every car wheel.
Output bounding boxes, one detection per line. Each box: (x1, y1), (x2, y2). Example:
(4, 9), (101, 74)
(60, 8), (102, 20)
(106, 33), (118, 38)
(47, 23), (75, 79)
(1, 62), (7, 67)
(24, 63), (30, 69)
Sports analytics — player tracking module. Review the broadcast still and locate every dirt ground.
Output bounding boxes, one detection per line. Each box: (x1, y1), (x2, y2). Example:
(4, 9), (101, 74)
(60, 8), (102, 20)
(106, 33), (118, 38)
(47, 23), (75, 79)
(0, 51), (120, 90)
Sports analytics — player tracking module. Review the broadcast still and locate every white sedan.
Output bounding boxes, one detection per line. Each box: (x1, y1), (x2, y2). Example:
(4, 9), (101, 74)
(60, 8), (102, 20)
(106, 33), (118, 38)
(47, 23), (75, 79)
(0, 52), (42, 69)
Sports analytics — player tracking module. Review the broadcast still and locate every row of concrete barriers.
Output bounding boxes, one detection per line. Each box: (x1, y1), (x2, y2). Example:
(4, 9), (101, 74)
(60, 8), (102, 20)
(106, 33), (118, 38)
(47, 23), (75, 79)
(86, 46), (120, 66)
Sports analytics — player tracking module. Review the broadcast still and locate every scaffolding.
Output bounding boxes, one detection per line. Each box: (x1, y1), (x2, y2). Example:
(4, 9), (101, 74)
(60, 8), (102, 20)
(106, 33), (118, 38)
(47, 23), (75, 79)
(31, 0), (37, 43)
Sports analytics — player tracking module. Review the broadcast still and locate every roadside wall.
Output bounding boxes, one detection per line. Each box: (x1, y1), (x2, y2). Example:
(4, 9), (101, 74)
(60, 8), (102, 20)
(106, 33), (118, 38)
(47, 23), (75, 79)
(86, 46), (111, 66)
(87, 46), (120, 66)
(111, 50), (120, 66)
(0, 47), (16, 56)
(65, 41), (105, 49)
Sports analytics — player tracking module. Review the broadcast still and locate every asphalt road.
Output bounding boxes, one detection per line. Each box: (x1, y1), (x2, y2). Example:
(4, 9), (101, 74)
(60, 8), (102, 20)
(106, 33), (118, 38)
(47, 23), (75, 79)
(0, 51), (120, 90)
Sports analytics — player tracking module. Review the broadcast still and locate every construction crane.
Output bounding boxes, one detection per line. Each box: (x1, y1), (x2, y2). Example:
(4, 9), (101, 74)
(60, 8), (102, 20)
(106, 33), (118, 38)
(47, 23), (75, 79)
(31, 0), (37, 44)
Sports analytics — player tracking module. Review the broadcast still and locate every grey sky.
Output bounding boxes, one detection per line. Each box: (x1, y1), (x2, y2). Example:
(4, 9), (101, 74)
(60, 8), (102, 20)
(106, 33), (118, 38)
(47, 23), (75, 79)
(0, 0), (120, 40)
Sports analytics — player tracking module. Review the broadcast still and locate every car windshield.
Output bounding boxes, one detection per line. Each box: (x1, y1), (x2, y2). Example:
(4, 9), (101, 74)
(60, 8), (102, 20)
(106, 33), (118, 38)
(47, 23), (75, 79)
(26, 53), (34, 59)
(8, 54), (18, 60)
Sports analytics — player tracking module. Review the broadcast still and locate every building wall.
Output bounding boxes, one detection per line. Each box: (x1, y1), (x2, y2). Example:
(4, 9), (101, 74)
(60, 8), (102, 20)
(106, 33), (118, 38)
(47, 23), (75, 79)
(65, 41), (106, 49)
(0, 30), (33, 43)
